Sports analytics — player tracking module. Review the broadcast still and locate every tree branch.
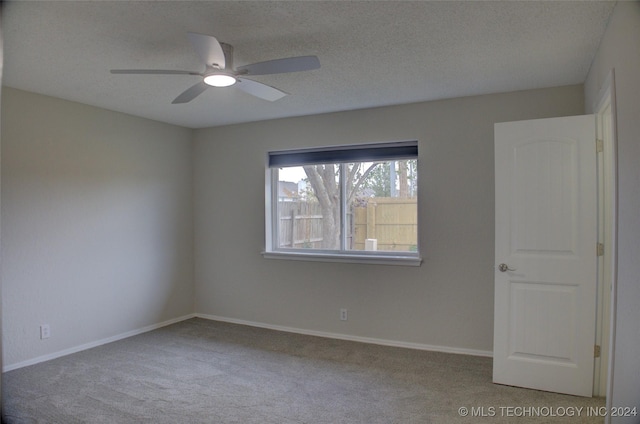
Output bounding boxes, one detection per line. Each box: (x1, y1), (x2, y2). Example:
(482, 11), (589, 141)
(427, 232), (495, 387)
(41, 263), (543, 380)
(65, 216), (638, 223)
(303, 165), (331, 209)
(347, 162), (379, 205)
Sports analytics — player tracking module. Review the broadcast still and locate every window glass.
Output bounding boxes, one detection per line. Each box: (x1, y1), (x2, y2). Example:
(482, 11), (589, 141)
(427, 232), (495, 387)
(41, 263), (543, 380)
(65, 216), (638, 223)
(276, 164), (340, 250)
(348, 160), (418, 253)
(273, 153), (417, 256)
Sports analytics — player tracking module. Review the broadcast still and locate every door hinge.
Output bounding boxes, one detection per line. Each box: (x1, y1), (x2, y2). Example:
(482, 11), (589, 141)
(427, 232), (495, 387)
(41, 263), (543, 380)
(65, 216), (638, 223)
(597, 243), (605, 257)
(596, 139), (604, 153)
(594, 345), (601, 358)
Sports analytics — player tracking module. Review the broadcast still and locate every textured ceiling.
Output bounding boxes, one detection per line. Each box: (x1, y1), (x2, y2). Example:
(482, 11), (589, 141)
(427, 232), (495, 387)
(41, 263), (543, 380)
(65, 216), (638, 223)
(3, 1), (616, 129)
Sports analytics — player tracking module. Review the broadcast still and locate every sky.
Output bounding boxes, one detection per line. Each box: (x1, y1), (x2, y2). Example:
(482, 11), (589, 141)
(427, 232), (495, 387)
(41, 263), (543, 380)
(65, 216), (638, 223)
(278, 166), (307, 183)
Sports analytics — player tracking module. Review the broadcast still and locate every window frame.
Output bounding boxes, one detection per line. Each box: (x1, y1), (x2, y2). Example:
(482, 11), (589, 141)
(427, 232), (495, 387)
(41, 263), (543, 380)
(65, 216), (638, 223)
(264, 141), (422, 266)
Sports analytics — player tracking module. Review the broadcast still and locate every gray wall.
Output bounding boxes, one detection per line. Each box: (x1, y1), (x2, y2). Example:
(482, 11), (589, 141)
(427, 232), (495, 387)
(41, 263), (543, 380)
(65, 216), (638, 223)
(0, 2), (4, 411)
(2, 88), (194, 367)
(584, 2), (640, 421)
(193, 85), (584, 354)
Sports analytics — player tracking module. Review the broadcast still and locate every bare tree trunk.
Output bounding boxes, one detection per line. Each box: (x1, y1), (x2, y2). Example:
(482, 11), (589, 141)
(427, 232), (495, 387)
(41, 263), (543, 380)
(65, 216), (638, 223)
(303, 165), (340, 249)
(398, 160), (408, 198)
(303, 163), (380, 250)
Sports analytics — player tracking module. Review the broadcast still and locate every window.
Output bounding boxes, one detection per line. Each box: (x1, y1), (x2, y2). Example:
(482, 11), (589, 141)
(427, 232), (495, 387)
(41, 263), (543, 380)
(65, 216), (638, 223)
(264, 141), (421, 265)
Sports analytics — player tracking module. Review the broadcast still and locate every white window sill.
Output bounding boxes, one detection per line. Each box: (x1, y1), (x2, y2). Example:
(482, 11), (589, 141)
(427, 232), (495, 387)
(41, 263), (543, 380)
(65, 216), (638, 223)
(262, 251), (422, 267)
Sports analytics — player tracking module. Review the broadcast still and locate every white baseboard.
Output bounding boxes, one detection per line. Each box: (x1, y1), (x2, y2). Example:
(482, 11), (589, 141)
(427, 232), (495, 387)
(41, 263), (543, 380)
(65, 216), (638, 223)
(4, 312), (492, 372)
(3, 313), (197, 372)
(195, 313), (493, 358)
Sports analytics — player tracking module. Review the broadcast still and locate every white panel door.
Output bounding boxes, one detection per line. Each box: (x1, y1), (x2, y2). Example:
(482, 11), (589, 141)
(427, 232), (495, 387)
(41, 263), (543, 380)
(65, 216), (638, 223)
(493, 115), (597, 397)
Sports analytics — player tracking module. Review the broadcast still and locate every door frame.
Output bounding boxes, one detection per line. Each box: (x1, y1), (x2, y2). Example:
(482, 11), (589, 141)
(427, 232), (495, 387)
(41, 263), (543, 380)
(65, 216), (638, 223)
(593, 70), (618, 417)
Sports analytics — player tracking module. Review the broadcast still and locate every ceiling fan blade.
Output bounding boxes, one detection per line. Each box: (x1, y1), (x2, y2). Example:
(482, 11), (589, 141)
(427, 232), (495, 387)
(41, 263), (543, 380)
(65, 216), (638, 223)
(172, 81), (209, 104)
(235, 78), (287, 101)
(187, 32), (225, 69)
(237, 56), (320, 76)
(111, 69), (200, 75)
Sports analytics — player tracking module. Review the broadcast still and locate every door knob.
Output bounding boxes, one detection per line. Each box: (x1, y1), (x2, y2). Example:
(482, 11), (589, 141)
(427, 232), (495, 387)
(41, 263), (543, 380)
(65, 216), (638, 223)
(498, 263), (516, 272)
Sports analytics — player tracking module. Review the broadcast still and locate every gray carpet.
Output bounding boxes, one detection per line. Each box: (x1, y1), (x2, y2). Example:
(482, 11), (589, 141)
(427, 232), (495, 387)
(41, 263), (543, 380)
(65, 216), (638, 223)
(3, 318), (605, 423)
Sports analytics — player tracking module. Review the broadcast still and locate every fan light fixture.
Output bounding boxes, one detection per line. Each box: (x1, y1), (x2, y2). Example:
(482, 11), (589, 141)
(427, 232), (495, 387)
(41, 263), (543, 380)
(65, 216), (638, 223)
(204, 73), (236, 87)
(110, 32), (320, 103)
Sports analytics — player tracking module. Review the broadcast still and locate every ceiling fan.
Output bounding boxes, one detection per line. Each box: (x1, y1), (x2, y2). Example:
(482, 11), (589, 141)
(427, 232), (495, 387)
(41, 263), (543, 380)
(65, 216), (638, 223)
(110, 32), (320, 104)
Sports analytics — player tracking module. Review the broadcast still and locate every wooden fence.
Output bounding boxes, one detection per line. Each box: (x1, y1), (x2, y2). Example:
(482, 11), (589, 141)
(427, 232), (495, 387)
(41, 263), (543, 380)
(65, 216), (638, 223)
(352, 197), (417, 251)
(278, 197), (417, 251)
(278, 201), (325, 249)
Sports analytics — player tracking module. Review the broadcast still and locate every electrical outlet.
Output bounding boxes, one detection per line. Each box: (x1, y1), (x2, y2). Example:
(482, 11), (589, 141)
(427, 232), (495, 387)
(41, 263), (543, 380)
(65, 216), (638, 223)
(340, 308), (348, 321)
(40, 324), (51, 339)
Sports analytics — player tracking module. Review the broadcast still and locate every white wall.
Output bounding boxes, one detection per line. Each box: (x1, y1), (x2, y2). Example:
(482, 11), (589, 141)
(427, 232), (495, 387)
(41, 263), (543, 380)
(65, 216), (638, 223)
(193, 85), (584, 353)
(1, 88), (194, 368)
(584, 2), (640, 421)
